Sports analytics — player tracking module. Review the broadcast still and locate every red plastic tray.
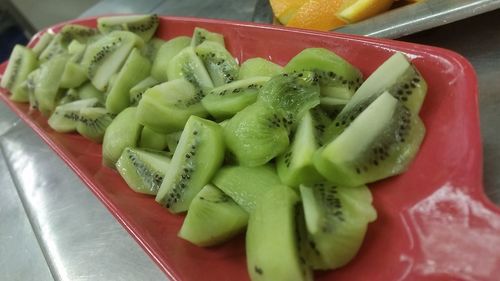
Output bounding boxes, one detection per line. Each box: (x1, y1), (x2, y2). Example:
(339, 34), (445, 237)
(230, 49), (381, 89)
(1, 16), (499, 281)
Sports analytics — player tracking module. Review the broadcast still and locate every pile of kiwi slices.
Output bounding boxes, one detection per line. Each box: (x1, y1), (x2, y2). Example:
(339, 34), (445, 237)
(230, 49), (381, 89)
(1, 14), (428, 281)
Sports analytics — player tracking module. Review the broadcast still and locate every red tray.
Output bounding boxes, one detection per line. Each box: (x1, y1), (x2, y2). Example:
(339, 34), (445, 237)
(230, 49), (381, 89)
(1, 16), (499, 281)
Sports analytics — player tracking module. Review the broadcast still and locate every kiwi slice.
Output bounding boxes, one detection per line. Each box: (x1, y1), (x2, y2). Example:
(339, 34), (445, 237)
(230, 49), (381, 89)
(1, 45), (38, 95)
(60, 60), (88, 89)
(57, 88), (79, 106)
(67, 39), (86, 55)
(129, 76), (160, 105)
(32, 32), (54, 57)
(139, 126), (169, 151)
(276, 111), (323, 188)
(102, 107), (143, 168)
(319, 96), (348, 119)
(165, 131), (182, 153)
(39, 34), (67, 62)
(34, 55), (69, 116)
(299, 183), (377, 269)
(150, 36), (191, 82)
(178, 184), (248, 247)
(238, 57), (283, 79)
(212, 164), (281, 212)
(166, 46), (214, 93)
(76, 107), (114, 143)
(59, 24), (99, 45)
(97, 14), (159, 42)
(77, 82), (105, 103)
(284, 48), (363, 100)
(140, 37), (166, 62)
(48, 98), (100, 133)
(190, 27), (224, 47)
(223, 101), (290, 167)
(26, 69), (40, 109)
(246, 184), (312, 281)
(105, 48), (151, 114)
(137, 79), (208, 133)
(201, 76), (270, 120)
(314, 92), (426, 187)
(116, 147), (170, 195)
(195, 41), (239, 86)
(10, 79), (30, 103)
(155, 116), (225, 213)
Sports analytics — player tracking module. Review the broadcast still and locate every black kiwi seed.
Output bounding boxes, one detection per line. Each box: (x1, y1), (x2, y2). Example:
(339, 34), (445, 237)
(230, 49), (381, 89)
(254, 266), (263, 275)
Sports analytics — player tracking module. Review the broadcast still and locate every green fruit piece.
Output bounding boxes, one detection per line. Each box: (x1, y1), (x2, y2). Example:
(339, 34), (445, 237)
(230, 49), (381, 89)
(116, 147), (171, 195)
(284, 48), (363, 100)
(57, 88), (80, 106)
(239, 57), (283, 79)
(67, 39), (86, 55)
(246, 185), (312, 281)
(150, 36), (191, 81)
(178, 184), (248, 246)
(166, 46), (214, 93)
(137, 79), (208, 133)
(48, 98), (100, 133)
(319, 96), (348, 119)
(76, 107), (114, 143)
(77, 82), (105, 103)
(39, 34), (67, 62)
(32, 32), (54, 57)
(59, 24), (99, 45)
(1, 45), (38, 94)
(190, 27), (224, 47)
(223, 101), (290, 167)
(299, 183), (376, 269)
(60, 60), (88, 89)
(141, 37), (166, 62)
(97, 14), (159, 42)
(10, 79), (30, 103)
(314, 92), (426, 186)
(25, 69), (40, 109)
(165, 131), (182, 153)
(201, 76), (270, 120)
(156, 116), (225, 213)
(212, 165), (281, 212)
(102, 107), (142, 168)
(195, 40), (239, 86)
(130, 76), (160, 105)
(106, 48), (151, 114)
(35, 55), (69, 116)
(277, 111), (323, 188)
(139, 126), (169, 151)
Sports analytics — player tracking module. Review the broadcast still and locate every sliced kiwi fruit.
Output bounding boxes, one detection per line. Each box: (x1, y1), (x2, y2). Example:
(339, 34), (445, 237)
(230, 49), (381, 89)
(97, 14), (159, 42)
(48, 98), (100, 133)
(166, 46), (214, 93)
(319, 96), (348, 119)
(60, 60), (88, 89)
(284, 48), (363, 100)
(314, 92), (426, 187)
(76, 107), (114, 143)
(116, 147), (170, 195)
(1, 45), (38, 95)
(10, 79), (30, 103)
(102, 107), (143, 168)
(190, 27), (224, 47)
(129, 76), (160, 105)
(223, 101), (290, 167)
(57, 88), (79, 106)
(105, 48), (151, 114)
(246, 184), (312, 281)
(39, 34), (67, 62)
(238, 57), (283, 79)
(178, 184), (248, 247)
(276, 111), (324, 188)
(26, 69), (40, 109)
(59, 24), (99, 45)
(195, 40), (239, 87)
(32, 32), (54, 57)
(299, 183), (377, 269)
(77, 82), (105, 103)
(139, 126), (169, 151)
(155, 116), (225, 213)
(212, 164), (281, 212)
(141, 37), (166, 62)
(34, 55), (69, 116)
(201, 76), (270, 120)
(165, 131), (182, 153)
(150, 36), (191, 81)
(137, 79), (208, 133)
(67, 39), (86, 55)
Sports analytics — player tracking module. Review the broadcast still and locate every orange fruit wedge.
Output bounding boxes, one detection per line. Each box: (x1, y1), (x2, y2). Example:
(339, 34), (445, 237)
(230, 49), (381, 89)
(338, 0), (395, 23)
(286, 0), (346, 31)
(270, 0), (308, 25)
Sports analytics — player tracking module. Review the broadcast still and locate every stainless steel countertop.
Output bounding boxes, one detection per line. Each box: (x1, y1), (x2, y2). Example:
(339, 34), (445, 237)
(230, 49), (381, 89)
(1, 1), (499, 281)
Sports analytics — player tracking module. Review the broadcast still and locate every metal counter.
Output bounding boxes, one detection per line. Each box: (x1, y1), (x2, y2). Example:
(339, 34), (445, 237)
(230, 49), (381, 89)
(0, 1), (499, 281)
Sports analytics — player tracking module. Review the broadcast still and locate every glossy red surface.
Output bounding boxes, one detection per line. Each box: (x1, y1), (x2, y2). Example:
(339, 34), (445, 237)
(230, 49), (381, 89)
(1, 16), (499, 281)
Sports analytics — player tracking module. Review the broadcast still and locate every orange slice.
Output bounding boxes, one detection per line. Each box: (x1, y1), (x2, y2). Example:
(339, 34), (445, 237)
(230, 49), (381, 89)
(270, 0), (308, 25)
(338, 0), (395, 23)
(286, 0), (346, 31)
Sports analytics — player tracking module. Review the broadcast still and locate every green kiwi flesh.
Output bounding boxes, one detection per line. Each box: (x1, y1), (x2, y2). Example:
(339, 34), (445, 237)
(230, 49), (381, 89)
(32, 32), (54, 57)
(246, 184), (312, 281)
(59, 24), (99, 45)
(195, 41), (239, 86)
(39, 34), (67, 62)
(179, 184), (248, 247)
(130, 76), (160, 105)
(97, 14), (159, 41)
(34, 55), (69, 116)
(102, 107), (142, 168)
(106, 48), (151, 114)
(165, 131), (182, 153)
(238, 57), (283, 79)
(150, 36), (191, 81)
(299, 183), (376, 269)
(314, 92), (426, 187)
(116, 147), (171, 195)
(48, 98), (100, 132)
(140, 38), (166, 62)
(166, 46), (214, 92)
(155, 116), (224, 213)
(284, 48), (363, 100)
(76, 107), (114, 143)
(223, 101), (290, 167)
(1, 45), (38, 96)
(60, 60), (88, 89)
(212, 164), (281, 213)
(77, 82), (105, 103)
(137, 79), (208, 133)
(277, 111), (323, 188)
(190, 27), (224, 47)
(139, 126), (169, 151)
(201, 76), (270, 120)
